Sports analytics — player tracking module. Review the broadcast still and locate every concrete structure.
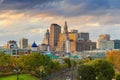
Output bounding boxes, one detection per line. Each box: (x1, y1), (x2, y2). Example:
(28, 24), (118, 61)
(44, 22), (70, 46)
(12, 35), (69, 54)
(19, 38), (28, 49)
(38, 44), (48, 51)
(100, 40), (114, 50)
(43, 29), (50, 45)
(97, 34), (110, 48)
(78, 32), (89, 41)
(66, 40), (70, 53)
(49, 24), (61, 51)
(56, 21), (70, 53)
(114, 40), (120, 49)
(80, 50), (107, 59)
(6, 40), (18, 49)
(76, 41), (96, 52)
(0, 48), (30, 57)
(98, 34), (110, 41)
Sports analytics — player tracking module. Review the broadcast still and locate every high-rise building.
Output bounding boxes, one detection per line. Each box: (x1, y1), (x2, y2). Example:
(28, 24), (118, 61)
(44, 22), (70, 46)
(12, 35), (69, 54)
(43, 29), (50, 45)
(78, 32), (89, 41)
(56, 21), (70, 53)
(19, 38), (28, 49)
(97, 34), (110, 49)
(49, 24), (61, 51)
(98, 34), (110, 41)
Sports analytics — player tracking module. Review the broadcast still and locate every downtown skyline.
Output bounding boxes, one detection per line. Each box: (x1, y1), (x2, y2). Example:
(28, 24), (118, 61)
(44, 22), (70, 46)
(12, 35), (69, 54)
(0, 0), (120, 45)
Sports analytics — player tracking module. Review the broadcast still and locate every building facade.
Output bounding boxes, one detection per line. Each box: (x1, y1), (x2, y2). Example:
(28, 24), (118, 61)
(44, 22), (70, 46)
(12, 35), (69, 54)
(49, 24), (61, 51)
(100, 40), (114, 50)
(56, 22), (70, 53)
(114, 40), (120, 49)
(78, 32), (89, 41)
(19, 38), (28, 49)
(97, 34), (110, 49)
(6, 40), (18, 49)
(43, 29), (50, 45)
(76, 41), (96, 52)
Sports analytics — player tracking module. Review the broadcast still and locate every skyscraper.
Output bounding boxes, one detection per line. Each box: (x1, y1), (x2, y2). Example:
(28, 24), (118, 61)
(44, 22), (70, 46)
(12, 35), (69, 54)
(98, 34), (110, 41)
(49, 24), (61, 51)
(19, 38), (28, 49)
(56, 21), (70, 53)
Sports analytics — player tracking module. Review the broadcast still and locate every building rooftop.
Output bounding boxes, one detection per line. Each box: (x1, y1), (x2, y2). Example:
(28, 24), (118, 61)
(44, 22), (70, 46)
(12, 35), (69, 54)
(32, 42), (38, 47)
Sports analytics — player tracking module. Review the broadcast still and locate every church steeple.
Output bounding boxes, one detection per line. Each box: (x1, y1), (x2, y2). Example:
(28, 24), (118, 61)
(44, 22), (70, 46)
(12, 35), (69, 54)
(63, 21), (69, 40)
(63, 21), (68, 34)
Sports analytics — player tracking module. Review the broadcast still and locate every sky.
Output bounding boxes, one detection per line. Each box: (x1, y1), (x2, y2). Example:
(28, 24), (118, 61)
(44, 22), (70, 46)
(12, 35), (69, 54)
(0, 0), (120, 46)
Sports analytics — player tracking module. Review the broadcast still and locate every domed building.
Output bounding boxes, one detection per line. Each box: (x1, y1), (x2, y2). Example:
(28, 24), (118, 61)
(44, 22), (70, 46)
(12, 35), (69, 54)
(31, 41), (38, 52)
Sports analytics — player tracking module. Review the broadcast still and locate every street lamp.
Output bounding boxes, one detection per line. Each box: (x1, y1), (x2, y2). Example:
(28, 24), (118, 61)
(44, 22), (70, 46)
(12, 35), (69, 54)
(13, 68), (20, 80)
(80, 76), (82, 79)
(96, 77), (98, 80)
(66, 76), (71, 80)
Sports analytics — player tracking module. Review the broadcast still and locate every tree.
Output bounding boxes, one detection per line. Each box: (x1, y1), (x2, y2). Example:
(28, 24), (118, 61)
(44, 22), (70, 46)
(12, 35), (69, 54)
(78, 64), (96, 80)
(90, 59), (115, 80)
(64, 58), (72, 68)
(0, 52), (12, 72)
(107, 50), (120, 70)
(116, 74), (120, 80)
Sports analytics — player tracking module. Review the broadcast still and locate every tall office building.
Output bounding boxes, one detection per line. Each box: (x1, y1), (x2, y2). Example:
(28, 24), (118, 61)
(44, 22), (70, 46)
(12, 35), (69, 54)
(98, 34), (110, 41)
(78, 32), (89, 41)
(49, 24), (61, 51)
(19, 38), (28, 49)
(56, 21), (70, 53)
(97, 34), (110, 49)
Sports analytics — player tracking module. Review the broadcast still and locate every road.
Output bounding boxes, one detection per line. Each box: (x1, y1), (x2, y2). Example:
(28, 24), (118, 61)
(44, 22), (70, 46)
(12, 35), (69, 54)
(45, 67), (78, 80)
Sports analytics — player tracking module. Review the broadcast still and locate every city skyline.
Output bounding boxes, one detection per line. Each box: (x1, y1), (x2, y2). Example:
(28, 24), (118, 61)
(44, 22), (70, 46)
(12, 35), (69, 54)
(0, 0), (120, 45)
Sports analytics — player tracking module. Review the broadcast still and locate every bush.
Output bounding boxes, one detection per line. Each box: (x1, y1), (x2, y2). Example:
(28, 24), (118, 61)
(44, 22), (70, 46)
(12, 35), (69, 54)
(116, 74), (120, 80)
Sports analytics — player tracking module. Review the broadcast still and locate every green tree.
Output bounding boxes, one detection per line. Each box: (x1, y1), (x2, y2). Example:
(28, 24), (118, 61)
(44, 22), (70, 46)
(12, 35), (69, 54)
(90, 59), (115, 80)
(64, 58), (72, 68)
(116, 74), (120, 80)
(78, 64), (96, 80)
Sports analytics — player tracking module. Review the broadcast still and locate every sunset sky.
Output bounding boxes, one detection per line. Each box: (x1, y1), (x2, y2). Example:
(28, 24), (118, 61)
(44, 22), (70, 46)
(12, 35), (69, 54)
(0, 0), (120, 45)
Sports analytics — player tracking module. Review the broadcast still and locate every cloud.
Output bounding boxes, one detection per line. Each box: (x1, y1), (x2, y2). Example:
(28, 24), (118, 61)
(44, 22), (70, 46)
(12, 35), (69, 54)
(0, 0), (120, 45)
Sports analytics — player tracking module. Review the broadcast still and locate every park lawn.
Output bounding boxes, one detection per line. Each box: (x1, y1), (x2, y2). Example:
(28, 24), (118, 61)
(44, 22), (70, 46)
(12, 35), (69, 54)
(0, 74), (39, 80)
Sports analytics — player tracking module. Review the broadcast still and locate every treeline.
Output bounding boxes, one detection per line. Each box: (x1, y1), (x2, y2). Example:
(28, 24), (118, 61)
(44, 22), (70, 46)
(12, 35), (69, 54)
(0, 52), (76, 78)
(1, 50), (120, 80)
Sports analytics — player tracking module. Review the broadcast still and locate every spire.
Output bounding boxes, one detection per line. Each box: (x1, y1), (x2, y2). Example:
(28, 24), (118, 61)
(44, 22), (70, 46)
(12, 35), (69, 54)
(63, 21), (68, 34)
(46, 29), (49, 34)
(65, 21), (67, 28)
(63, 21), (69, 40)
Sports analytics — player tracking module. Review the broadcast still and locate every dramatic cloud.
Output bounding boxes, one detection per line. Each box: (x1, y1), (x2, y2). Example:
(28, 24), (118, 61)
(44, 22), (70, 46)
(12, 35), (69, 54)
(0, 0), (120, 45)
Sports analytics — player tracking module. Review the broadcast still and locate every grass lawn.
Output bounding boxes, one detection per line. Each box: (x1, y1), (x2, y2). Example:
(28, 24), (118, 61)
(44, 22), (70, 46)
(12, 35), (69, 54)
(0, 74), (39, 80)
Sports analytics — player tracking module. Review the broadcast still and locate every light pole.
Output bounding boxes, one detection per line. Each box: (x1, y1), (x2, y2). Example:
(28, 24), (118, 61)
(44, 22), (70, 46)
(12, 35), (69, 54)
(66, 75), (71, 80)
(80, 76), (81, 80)
(13, 68), (20, 80)
(96, 77), (98, 80)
